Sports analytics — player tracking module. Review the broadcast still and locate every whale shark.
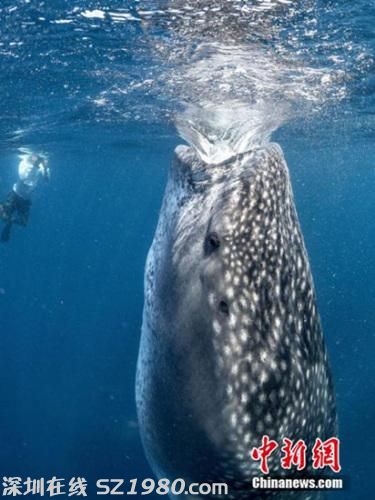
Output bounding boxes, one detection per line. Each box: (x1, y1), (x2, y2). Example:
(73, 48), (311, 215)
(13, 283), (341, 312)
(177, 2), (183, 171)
(136, 143), (337, 498)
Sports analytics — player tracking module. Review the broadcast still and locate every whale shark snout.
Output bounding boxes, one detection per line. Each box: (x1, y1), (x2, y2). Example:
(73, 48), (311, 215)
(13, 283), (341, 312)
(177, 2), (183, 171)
(136, 143), (337, 498)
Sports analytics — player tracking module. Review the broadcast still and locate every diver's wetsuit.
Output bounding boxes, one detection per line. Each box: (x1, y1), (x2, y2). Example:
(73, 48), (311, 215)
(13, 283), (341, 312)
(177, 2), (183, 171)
(0, 191), (31, 226)
(0, 192), (32, 242)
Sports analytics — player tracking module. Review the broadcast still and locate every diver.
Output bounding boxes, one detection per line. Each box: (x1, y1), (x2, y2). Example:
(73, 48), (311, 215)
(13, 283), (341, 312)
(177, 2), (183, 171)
(0, 153), (50, 242)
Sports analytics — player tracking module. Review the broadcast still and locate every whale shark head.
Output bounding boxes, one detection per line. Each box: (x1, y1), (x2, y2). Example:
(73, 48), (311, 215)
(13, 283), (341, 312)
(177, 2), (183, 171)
(199, 145), (292, 335)
(170, 143), (296, 348)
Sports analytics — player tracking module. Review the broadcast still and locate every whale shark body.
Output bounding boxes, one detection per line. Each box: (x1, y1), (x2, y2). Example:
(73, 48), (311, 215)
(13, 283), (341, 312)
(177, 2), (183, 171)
(136, 144), (337, 499)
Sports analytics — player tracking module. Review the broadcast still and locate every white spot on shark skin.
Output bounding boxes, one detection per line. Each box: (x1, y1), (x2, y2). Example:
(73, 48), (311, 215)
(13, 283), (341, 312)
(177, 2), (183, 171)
(265, 412), (273, 424)
(231, 363), (239, 376)
(250, 382), (257, 395)
(239, 296), (248, 309)
(241, 392), (249, 404)
(208, 292), (216, 306)
(213, 319), (222, 334)
(224, 345), (232, 357)
(242, 414), (251, 425)
(230, 412), (238, 427)
(259, 349), (268, 362)
(280, 360), (287, 372)
(228, 314), (237, 329)
(259, 370), (269, 384)
(239, 330), (248, 343)
(244, 433), (251, 444)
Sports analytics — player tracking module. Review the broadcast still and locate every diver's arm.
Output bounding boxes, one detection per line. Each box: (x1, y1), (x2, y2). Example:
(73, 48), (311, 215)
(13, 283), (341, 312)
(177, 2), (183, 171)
(41, 161), (50, 182)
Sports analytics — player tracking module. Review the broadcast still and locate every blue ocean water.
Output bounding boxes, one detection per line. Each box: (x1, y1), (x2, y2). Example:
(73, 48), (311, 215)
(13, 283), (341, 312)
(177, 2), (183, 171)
(0, 1), (374, 499)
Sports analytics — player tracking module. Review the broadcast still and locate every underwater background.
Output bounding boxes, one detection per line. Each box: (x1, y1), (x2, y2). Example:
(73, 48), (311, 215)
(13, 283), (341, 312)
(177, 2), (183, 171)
(0, 1), (374, 499)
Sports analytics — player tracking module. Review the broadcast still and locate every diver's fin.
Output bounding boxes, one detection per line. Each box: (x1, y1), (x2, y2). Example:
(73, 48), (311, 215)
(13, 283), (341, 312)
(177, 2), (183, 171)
(1, 222), (12, 243)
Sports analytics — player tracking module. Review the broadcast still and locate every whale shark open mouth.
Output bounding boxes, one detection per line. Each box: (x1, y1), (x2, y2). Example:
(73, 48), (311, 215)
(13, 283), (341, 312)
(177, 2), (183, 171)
(176, 100), (287, 165)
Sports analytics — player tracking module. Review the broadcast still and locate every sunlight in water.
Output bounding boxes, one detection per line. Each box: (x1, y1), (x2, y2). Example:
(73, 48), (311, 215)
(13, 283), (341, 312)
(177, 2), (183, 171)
(145, 1), (369, 163)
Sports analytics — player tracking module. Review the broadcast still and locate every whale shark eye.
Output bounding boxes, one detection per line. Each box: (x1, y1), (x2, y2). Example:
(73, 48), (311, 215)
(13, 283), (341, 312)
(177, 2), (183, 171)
(218, 300), (229, 316)
(205, 232), (220, 254)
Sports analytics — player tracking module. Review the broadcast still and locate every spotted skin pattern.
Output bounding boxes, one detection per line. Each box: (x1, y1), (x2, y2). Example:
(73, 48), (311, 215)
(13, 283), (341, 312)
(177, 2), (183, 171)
(136, 144), (337, 499)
